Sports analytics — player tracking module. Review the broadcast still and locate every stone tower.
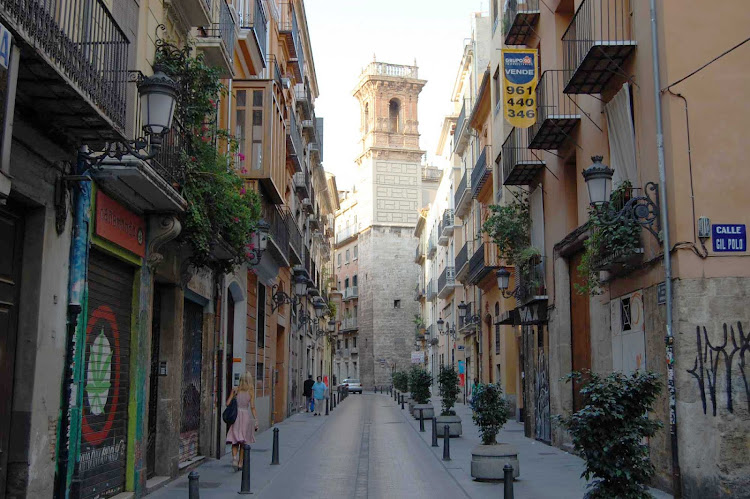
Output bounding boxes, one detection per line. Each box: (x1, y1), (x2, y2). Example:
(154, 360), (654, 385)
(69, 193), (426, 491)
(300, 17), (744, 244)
(352, 60), (427, 388)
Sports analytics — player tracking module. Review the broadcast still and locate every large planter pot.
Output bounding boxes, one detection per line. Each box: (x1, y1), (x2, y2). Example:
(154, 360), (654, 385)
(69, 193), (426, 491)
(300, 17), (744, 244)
(470, 443), (519, 481)
(435, 414), (462, 437)
(412, 404), (434, 419)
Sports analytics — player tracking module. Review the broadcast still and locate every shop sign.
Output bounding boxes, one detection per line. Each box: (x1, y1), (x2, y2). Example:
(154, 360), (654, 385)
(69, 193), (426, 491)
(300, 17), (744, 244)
(502, 48), (538, 128)
(96, 191), (145, 257)
(410, 351), (423, 364)
(712, 224), (746, 252)
(518, 302), (547, 325)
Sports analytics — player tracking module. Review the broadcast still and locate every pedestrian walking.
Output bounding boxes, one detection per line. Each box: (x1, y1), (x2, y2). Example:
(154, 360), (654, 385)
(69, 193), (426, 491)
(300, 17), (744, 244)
(312, 376), (327, 416)
(303, 374), (315, 413)
(226, 372), (259, 471)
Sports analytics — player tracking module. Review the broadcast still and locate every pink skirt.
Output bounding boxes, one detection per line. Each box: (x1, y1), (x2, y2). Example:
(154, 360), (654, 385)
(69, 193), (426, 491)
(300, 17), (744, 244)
(226, 408), (256, 444)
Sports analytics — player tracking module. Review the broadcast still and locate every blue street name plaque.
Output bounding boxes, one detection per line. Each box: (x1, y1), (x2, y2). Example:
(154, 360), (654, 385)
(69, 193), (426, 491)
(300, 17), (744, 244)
(712, 224), (746, 252)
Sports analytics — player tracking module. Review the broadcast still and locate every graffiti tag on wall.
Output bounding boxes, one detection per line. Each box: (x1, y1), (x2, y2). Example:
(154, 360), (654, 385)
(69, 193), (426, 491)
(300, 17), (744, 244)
(687, 322), (750, 416)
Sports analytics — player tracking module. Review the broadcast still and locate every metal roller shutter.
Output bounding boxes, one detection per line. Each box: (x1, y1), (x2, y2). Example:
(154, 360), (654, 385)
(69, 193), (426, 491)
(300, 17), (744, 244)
(78, 250), (134, 499)
(180, 300), (203, 463)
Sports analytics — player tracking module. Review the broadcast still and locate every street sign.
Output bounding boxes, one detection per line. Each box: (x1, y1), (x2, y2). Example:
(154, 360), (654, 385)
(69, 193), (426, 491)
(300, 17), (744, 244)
(0, 22), (11, 69)
(410, 351), (423, 364)
(712, 224), (746, 252)
(657, 282), (666, 305)
(502, 48), (538, 128)
(457, 345), (465, 351)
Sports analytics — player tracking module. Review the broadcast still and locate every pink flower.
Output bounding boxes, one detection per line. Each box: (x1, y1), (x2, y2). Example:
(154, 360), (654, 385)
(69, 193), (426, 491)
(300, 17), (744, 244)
(190, 156), (197, 162)
(248, 243), (255, 251)
(240, 186), (246, 194)
(238, 153), (246, 161)
(234, 217), (240, 223)
(202, 136), (210, 143)
(209, 99), (215, 106)
(202, 124), (209, 132)
(240, 167), (247, 174)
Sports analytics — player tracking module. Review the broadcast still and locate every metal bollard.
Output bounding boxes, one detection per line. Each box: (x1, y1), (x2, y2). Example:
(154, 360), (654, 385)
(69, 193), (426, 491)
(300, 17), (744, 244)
(271, 427), (279, 465)
(431, 417), (439, 447)
(239, 444), (252, 494)
(419, 409), (425, 432)
(400, 395), (405, 410)
(503, 464), (514, 499)
(188, 471), (199, 499)
(442, 425), (451, 461)
(325, 398), (329, 416)
(332, 393), (336, 409)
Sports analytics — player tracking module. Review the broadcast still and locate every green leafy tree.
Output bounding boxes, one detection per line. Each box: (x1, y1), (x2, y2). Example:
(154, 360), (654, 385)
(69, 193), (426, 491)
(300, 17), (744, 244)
(470, 383), (510, 445)
(556, 370), (663, 499)
(437, 365), (460, 416)
(408, 367), (432, 404)
(393, 371), (409, 393)
(482, 196), (531, 265)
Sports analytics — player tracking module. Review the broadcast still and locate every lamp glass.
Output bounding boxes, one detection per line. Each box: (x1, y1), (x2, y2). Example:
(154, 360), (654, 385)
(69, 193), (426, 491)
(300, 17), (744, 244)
(314, 301), (325, 318)
(257, 221), (270, 252)
(294, 275), (307, 297)
(437, 317), (445, 332)
(138, 72), (177, 136)
(328, 320), (335, 332)
(458, 301), (467, 319)
(496, 268), (511, 290)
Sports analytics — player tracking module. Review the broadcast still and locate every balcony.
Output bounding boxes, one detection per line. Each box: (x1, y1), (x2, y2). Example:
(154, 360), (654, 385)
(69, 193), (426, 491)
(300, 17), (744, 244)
(335, 226), (358, 247)
(562, 0), (636, 94)
(414, 243), (425, 264)
(503, 0), (541, 46)
(351, 347), (359, 355)
(235, 0), (267, 74)
(468, 242), (501, 285)
(438, 266), (459, 299)
(279, 0), (303, 81)
(286, 115), (303, 172)
(195, 0), (237, 77)
(295, 83), (312, 120)
(471, 147), (491, 199)
(502, 127), (545, 185)
(528, 70), (581, 150)
(422, 166), (442, 183)
(439, 209), (455, 245)
(454, 168), (472, 219)
(293, 170), (309, 198)
(414, 282), (425, 301)
(175, 0), (212, 27)
(343, 287), (358, 301)
(341, 317), (358, 331)
(308, 214), (321, 231)
(427, 234), (437, 259)
(426, 280), (437, 302)
(516, 256), (548, 306)
(285, 207), (303, 265)
(263, 203), (290, 267)
(453, 98), (471, 155)
(3, 0), (129, 143)
(302, 116), (317, 143)
(455, 242), (470, 283)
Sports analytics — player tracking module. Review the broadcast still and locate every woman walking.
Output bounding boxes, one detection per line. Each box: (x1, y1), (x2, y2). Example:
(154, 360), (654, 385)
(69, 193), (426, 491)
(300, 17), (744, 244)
(226, 372), (259, 470)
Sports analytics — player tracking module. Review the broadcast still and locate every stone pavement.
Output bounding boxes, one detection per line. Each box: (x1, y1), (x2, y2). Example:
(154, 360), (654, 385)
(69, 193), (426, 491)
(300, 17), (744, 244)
(145, 391), (673, 498)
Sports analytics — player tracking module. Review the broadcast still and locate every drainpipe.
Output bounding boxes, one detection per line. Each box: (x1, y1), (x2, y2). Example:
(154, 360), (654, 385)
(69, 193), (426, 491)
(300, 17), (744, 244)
(55, 149), (92, 498)
(649, 1), (681, 497)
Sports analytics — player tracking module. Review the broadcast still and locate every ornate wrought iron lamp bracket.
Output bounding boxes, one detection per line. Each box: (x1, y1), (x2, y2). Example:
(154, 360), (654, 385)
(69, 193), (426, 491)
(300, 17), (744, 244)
(593, 182), (661, 242)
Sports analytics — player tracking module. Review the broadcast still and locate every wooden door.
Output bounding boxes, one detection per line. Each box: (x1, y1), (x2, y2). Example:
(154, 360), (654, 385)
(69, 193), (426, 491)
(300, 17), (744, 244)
(0, 207), (23, 498)
(569, 252), (591, 411)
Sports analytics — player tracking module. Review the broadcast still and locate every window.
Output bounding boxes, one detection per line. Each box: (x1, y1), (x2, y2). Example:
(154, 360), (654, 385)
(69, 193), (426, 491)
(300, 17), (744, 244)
(256, 362), (264, 382)
(257, 284), (266, 348)
(493, 66), (501, 114)
(394, 300), (401, 309)
(352, 362), (357, 375)
(345, 338), (349, 349)
(353, 305), (357, 317)
(337, 280), (341, 290)
(337, 340), (341, 349)
(364, 103), (369, 133)
(353, 337), (357, 347)
(337, 253), (342, 267)
(605, 83), (638, 184)
(495, 302), (501, 355)
(352, 275), (358, 287)
(345, 249), (350, 263)
(251, 90), (263, 171)
(235, 90), (246, 172)
(492, 0), (499, 31)
(389, 99), (401, 133)
(345, 277), (350, 289)
(353, 245), (358, 260)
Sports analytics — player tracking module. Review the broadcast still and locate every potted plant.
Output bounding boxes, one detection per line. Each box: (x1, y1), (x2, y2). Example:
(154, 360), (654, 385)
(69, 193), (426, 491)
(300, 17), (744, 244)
(469, 383), (518, 481)
(409, 367), (434, 419)
(406, 366), (420, 411)
(393, 370), (408, 395)
(436, 365), (462, 437)
(557, 370), (662, 499)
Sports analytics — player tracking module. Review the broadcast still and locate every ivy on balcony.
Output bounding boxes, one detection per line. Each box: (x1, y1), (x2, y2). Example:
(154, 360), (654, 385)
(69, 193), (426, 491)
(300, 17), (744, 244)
(576, 182), (642, 295)
(155, 38), (261, 273)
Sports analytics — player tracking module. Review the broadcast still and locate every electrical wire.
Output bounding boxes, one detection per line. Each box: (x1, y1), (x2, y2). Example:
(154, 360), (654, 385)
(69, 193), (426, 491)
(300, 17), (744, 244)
(664, 36), (750, 90)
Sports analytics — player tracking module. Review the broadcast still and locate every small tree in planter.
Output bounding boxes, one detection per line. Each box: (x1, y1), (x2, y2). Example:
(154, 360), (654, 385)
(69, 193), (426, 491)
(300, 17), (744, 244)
(557, 370), (662, 499)
(469, 383), (518, 480)
(409, 368), (432, 404)
(393, 371), (408, 394)
(436, 365), (462, 437)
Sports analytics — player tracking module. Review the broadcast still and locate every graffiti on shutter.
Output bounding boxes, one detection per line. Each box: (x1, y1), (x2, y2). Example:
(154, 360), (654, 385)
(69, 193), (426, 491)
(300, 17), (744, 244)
(180, 300), (203, 462)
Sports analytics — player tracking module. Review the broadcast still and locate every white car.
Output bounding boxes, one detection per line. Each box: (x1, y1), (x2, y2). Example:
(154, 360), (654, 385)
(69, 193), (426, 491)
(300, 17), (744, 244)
(342, 378), (362, 394)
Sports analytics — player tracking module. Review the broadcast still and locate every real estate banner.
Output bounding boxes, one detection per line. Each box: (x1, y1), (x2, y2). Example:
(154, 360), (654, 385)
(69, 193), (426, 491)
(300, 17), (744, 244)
(502, 48), (538, 128)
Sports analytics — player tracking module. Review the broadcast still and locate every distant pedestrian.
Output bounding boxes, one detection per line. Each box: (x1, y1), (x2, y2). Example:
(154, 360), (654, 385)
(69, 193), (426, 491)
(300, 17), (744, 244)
(312, 376), (327, 416)
(226, 372), (259, 471)
(303, 374), (315, 413)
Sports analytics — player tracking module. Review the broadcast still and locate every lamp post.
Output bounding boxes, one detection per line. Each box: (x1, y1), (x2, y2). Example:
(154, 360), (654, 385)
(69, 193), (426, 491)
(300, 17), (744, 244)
(270, 269), (308, 313)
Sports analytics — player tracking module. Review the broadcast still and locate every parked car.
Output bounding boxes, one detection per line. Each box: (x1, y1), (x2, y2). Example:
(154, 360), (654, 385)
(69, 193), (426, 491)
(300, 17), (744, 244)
(342, 378), (362, 394)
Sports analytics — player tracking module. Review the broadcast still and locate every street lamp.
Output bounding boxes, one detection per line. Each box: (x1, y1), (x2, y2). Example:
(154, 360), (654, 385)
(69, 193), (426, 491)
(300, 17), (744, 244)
(313, 298), (326, 319)
(496, 267), (521, 299)
(457, 301), (480, 328)
(271, 268), (308, 313)
(246, 220), (271, 265)
(581, 156), (661, 241)
(437, 316), (458, 340)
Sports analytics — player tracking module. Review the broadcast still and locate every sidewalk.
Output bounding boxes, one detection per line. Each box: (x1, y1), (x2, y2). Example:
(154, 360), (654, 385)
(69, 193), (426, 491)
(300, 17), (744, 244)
(146, 405), (332, 498)
(395, 393), (673, 499)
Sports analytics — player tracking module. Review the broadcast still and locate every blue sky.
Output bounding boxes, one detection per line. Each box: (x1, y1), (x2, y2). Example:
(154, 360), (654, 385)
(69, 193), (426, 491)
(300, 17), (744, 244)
(304, 0), (487, 188)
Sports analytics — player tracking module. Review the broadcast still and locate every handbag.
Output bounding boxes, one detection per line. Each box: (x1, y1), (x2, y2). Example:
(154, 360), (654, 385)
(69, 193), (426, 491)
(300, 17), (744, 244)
(222, 398), (238, 425)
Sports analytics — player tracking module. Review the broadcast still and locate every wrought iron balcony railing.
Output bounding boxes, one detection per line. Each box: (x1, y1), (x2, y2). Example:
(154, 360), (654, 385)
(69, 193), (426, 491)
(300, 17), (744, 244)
(454, 168), (472, 218)
(471, 147), (490, 199)
(295, 82), (312, 119)
(502, 127), (544, 185)
(236, 0), (268, 63)
(453, 98), (471, 154)
(562, 0), (636, 94)
(528, 70), (581, 150)
(503, 0), (541, 46)
(438, 266), (457, 299)
(195, 0), (236, 73)
(263, 203), (290, 266)
(284, 206), (303, 265)
(0, 0), (129, 136)
(516, 256), (548, 305)
(455, 242), (470, 282)
(468, 242), (500, 285)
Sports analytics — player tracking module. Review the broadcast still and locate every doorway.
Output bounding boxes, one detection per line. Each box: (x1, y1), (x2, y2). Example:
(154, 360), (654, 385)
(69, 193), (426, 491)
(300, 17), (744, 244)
(570, 252), (592, 411)
(180, 300), (204, 463)
(147, 286), (164, 478)
(0, 206), (23, 498)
